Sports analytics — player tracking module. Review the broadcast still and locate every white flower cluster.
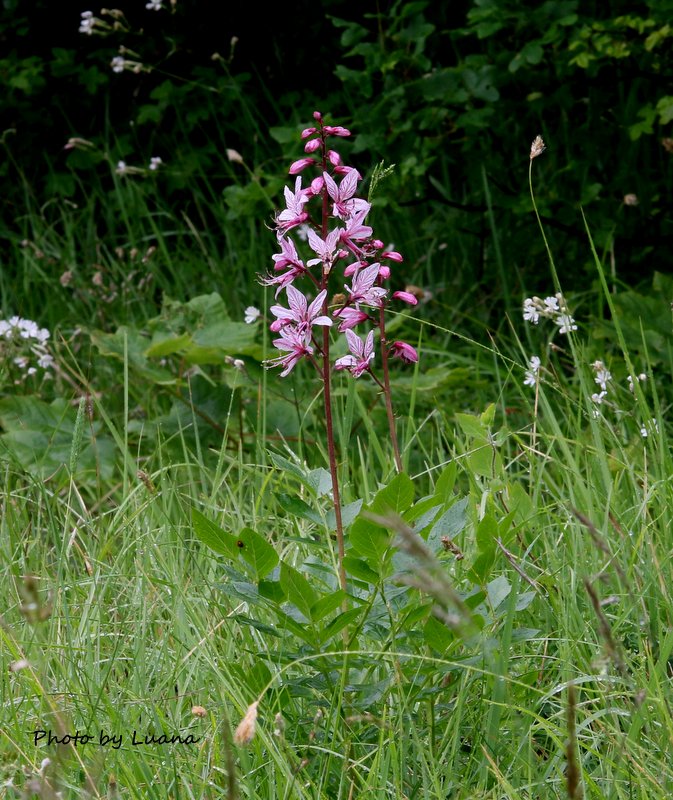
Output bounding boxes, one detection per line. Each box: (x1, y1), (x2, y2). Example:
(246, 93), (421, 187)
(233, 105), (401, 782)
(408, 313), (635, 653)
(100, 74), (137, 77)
(523, 355), (541, 388)
(0, 317), (54, 381)
(79, 10), (96, 34)
(590, 359), (612, 404)
(116, 158), (163, 175)
(523, 293), (577, 334)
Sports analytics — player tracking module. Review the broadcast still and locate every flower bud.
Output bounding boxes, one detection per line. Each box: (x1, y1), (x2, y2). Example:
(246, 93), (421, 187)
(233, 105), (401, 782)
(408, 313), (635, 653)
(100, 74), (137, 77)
(289, 158), (316, 174)
(304, 139), (320, 153)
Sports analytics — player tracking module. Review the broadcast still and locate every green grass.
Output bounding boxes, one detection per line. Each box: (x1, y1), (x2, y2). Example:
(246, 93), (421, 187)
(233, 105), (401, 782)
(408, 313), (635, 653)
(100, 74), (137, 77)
(1, 118), (673, 800)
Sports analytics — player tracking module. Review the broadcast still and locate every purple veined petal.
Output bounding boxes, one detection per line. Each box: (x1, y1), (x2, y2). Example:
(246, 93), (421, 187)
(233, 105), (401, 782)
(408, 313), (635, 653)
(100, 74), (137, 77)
(334, 354), (357, 371)
(323, 171), (339, 203)
(286, 284), (308, 319)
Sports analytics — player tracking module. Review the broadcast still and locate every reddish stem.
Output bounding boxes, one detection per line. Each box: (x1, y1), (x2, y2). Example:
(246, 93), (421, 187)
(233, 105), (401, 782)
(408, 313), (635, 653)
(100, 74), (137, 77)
(379, 305), (403, 473)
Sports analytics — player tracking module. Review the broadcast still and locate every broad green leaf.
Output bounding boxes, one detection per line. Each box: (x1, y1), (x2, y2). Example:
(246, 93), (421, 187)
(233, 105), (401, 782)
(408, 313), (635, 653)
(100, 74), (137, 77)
(487, 575), (511, 610)
(191, 508), (241, 559)
(342, 556), (381, 584)
(371, 472), (414, 515)
(455, 412), (487, 440)
(434, 462), (457, 500)
(311, 590), (346, 622)
(280, 562), (319, 618)
(239, 528), (279, 581)
(144, 332), (192, 358)
(277, 493), (323, 525)
(423, 614), (454, 652)
(350, 516), (391, 563)
(476, 514), (498, 553)
(427, 497), (469, 549)
(258, 580), (287, 604)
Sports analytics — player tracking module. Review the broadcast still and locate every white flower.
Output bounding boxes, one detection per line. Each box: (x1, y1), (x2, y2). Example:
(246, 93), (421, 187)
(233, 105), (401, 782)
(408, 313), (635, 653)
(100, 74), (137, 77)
(0, 320), (10, 336)
(116, 161), (128, 175)
(594, 369), (611, 392)
(146, 0), (163, 9)
(640, 419), (658, 438)
(111, 56), (126, 73)
(555, 314), (577, 334)
(295, 224), (311, 242)
(37, 354), (54, 369)
(543, 296), (559, 313)
(244, 306), (261, 324)
(149, 156), (163, 170)
(523, 298), (539, 324)
(13, 356), (28, 370)
(591, 391), (607, 404)
(523, 355), (541, 388)
(79, 11), (95, 34)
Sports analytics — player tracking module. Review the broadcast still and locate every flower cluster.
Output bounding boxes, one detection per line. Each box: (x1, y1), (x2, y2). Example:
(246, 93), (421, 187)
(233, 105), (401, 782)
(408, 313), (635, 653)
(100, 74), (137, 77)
(116, 158), (164, 175)
(0, 316), (54, 384)
(523, 355), (541, 388)
(523, 293), (577, 334)
(262, 112), (418, 379)
(590, 359), (612, 404)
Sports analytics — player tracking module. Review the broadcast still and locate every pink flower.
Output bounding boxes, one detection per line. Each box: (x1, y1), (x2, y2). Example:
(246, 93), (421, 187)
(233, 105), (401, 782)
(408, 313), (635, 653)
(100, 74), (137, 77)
(301, 127), (317, 139)
(339, 206), (373, 250)
(307, 228), (341, 270)
(269, 285), (332, 335)
(335, 330), (375, 377)
(289, 158), (316, 175)
(323, 125), (351, 137)
(304, 139), (320, 154)
(392, 291), (418, 306)
(382, 250), (403, 262)
(333, 306), (369, 331)
(327, 150), (341, 166)
(345, 263), (387, 307)
(390, 341), (418, 363)
(272, 233), (304, 272)
(277, 177), (310, 231)
(265, 328), (314, 377)
(323, 170), (369, 220)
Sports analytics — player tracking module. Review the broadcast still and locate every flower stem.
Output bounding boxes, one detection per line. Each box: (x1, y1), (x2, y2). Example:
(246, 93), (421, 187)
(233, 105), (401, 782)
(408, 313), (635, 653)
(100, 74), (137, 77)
(379, 305), (403, 473)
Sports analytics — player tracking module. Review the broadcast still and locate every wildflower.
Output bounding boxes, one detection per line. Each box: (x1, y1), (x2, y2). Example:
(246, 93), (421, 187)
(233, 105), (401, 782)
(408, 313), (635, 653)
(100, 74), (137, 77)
(530, 135), (546, 159)
(226, 149), (244, 164)
(116, 161), (128, 175)
(335, 330), (375, 377)
(269, 286), (332, 335)
(392, 291), (418, 306)
(149, 156), (162, 170)
(79, 10), (95, 34)
(543, 296), (559, 313)
(233, 701), (259, 745)
(111, 56), (126, 73)
(345, 263), (387, 307)
(145, 0), (163, 9)
(623, 194), (639, 206)
(244, 306), (260, 324)
(523, 355), (541, 387)
(640, 419), (658, 438)
(627, 372), (647, 392)
(333, 306), (369, 331)
(289, 158), (316, 175)
(555, 314), (577, 335)
(591, 391), (607, 404)
(390, 341), (418, 363)
(523, 298), (540, 324)
(191, 705), (207, 718)
(276, 177), (310, 232)
(591, 361), (611, 392)
(324, 170), (368, 220)
(307, 228), (341, 272)
(264, 328), (314, 377)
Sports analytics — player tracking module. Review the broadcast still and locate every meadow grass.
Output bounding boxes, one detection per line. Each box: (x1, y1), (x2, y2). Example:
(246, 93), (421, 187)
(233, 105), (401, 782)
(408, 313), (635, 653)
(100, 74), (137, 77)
(1, 129), (672, 800)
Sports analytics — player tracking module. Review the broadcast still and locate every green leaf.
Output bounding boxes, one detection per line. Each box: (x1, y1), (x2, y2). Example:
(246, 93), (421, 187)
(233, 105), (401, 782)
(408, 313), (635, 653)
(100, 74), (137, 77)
(342, 556), (381, 584)
(277, 493), (323, 525)
(238, 528), (279, 581)
(280, 562), (319, 618)
(427, 497), (469, 550)
(350, 516), (391, 563)
(455, 412), (487, 440)
(371, 472), (415, 515)
(487, 575), (511, 610)
(191, 508), (241, 559)
(311, 590), (346, 622)
(319, 607), (364, 644)
(476, 514), (498, 553)
(434, 462), (457, 500)
(258, 580), (287, 604)
(423, 614), (454, 652)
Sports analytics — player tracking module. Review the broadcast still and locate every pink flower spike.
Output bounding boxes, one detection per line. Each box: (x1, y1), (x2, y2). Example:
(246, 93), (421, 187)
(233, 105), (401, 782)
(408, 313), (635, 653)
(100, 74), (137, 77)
(289, 158), (316, 175)
(323, 125), (351, 137)
(335, 329), (375, 377)
(393, 290), (417, 305)
(265, 328), (314, 377)
(390, 341), (418, 363)
(333, 306), (369, 331)
(304, 139), (320, 154)
(382, 250), (403, 262)
(301, 127), (317, 139)
(327, 150), (342, 166)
